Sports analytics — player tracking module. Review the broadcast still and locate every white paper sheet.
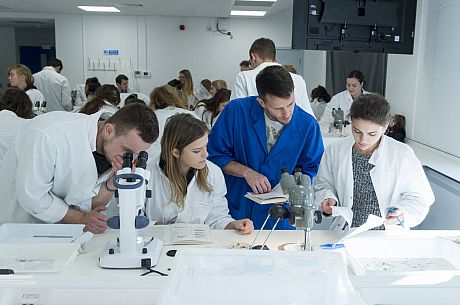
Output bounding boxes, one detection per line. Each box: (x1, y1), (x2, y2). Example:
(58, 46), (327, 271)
(338, 214), (385, 244)
(331, 206), (353, 227)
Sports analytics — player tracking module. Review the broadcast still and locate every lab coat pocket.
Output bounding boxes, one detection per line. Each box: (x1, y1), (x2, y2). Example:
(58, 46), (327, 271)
(191, 201), (212, 224)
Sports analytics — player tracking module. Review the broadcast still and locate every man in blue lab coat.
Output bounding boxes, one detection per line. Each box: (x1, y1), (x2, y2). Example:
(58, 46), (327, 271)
(208, 65), (324, 230)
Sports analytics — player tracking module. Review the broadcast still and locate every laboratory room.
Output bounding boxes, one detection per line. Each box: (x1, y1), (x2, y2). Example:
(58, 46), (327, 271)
(1, 0), (460, 304)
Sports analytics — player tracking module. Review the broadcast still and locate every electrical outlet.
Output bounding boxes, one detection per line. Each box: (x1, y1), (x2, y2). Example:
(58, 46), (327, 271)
(143, 71), (151, 77)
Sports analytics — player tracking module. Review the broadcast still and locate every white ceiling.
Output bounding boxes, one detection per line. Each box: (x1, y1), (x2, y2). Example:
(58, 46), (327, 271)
(0, 0), (292, 18)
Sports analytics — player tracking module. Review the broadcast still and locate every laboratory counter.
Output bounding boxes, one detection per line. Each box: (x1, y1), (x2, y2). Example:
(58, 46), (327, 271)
(1, 228), (460, 305)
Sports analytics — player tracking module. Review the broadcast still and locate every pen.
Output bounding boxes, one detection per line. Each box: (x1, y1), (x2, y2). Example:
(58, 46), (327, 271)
(388, 207), (404, 228)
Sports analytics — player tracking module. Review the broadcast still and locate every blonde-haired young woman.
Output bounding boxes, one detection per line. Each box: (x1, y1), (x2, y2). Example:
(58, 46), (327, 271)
(146, 113), (253, 233)
(178, 69), (198, 110)
(8, 64), (45, 108)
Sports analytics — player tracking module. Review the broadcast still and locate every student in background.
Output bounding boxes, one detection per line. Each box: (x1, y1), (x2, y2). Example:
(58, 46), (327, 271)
(33, 58), (72, 112)
(178, 69), (198, 110)
(283, 64), (297, 74)
(8, 64), (45, 108)
(239, 60), (251, 72)
(147, 85), (198, 159)
(387, 114), (406, 143)
(319, 70), (369, 134)
(210, 79), (228, 96)
(74, 77), (101, 108)
(310, 85), (331, 120)
(194, 88), (230, 129)
(79, 84), (120, 118)
(0, 88), (35, 167)
(232, 37), (314, 117)
(195, 79), (213, 101)
(146, 113), (253, 233)
(315, 94), (434, 230)
(115, 74), (129, 93)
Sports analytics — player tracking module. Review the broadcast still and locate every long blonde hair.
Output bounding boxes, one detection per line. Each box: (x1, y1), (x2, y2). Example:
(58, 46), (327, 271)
(179, 69), (194, 96)
(161, 113), (212, 209)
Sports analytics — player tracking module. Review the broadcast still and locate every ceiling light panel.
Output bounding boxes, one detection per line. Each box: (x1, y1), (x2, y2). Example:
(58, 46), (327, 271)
(77, 6), (120, 12)
(230, 10), (266, 16)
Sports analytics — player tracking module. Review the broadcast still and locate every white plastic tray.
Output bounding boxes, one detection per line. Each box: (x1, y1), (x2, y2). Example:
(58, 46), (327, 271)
(0, 223), (85, 243)
(344, 236), (460, 276)
(158, 248), (363, 305)
(0, 242), (80, 273)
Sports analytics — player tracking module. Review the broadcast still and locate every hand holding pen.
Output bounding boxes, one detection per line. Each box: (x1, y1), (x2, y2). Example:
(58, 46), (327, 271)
(385, 207), (405, 227)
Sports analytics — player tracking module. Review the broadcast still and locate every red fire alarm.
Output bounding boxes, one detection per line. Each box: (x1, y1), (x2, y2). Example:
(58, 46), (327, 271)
(179, 24), (185, 31)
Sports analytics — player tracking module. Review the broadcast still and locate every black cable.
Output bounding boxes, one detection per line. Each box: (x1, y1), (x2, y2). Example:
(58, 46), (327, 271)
(140, 267), (168, 276)
(216, 20), (230, 36)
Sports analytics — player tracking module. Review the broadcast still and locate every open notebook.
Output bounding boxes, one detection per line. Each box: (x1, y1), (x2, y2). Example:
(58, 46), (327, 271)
(144, 223), (212, 245)
(244, 184), (288, 204)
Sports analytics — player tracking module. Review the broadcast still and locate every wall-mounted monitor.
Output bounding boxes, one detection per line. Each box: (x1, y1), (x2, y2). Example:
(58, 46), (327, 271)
(292, 0), (417, 54)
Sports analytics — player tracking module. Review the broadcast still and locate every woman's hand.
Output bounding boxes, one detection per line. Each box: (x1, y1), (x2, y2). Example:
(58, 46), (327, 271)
(226, 219), (254, 234)
(321, 198), (337, 215)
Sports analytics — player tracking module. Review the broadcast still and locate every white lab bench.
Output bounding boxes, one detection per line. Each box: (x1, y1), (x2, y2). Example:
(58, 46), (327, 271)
(2, 229), (460, 305)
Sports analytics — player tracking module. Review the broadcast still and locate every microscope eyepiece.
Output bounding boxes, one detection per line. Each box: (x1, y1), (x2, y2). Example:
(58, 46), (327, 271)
(136, 151), (148, 169)
(122, 152), (133, 168)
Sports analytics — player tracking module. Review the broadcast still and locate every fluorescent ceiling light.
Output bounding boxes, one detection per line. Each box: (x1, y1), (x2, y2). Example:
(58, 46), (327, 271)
(78, 6), (120, 12)
(231, 10), (266, 16)
(242, 0), (277, 2)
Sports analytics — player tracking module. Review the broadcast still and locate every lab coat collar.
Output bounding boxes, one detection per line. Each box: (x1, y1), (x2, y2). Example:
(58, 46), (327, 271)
(251, 61), (281, 73)
(43, 66), (58, 73)
(342, 134), (387, 166)
(88, 111), (105, 153)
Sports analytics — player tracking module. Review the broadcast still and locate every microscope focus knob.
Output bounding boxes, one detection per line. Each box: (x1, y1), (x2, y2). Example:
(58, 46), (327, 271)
(314, 210), (322, 224)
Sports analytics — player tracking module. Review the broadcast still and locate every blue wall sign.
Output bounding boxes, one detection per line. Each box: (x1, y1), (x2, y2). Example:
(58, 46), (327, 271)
(103, 49), (119, 56)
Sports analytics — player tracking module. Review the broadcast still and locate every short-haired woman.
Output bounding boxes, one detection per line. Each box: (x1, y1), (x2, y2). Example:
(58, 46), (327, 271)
(315, 94), (434, 230)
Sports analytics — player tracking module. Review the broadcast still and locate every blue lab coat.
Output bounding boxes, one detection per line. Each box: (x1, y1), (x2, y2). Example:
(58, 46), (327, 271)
(208, 96), (324, 230)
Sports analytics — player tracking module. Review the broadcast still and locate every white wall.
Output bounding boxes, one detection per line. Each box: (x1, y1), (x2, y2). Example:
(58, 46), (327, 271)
(0, 27), (16, 92)
(303, 50), (327, 95)
(52, 9), (294, 94)
(386, 0), (460, 157)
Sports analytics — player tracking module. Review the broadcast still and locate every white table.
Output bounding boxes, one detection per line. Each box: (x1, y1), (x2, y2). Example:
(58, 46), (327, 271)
(1, 229), (460, 305)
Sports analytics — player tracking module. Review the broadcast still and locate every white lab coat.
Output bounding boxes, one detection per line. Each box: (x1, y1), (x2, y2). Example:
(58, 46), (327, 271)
(0, 111), (112, 224)
(74, 84), (87, 107)
(118, 92), (149, 108)
(146, 159), (234, 229)
(33, 66), (72, 112)
(310, 98), (327, 120)
(26, 88), (45, 108)
(0, 110), (28, 169)
(231, 62), (315, 117)
(319, 89), (370, 134)
(146, 107), (198, 160)
(194, 103), (219, 129)
(314, 135), (435, 229)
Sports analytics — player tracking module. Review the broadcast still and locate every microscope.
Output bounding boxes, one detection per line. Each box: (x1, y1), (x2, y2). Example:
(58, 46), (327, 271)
(33, 100), (46, 116)
(331, 108), (349, 136)
(99, 152), (163, 269)
(251, 168), (322, 251)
